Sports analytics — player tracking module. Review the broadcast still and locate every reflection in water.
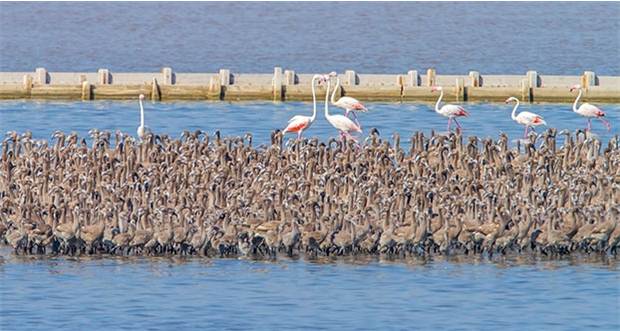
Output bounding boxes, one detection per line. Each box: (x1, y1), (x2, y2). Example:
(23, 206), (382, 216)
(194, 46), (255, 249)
(1, 248), (619, 330)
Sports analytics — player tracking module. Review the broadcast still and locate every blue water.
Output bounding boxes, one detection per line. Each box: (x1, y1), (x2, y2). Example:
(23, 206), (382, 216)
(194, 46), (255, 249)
(0, 100), (618, 145)
(0, 2), (618, 75)
(1, 251), (618, 330)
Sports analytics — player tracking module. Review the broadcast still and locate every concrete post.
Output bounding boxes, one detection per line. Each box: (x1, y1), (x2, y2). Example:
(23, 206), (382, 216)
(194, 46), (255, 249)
(526, 71), (539, 88)
(151, 78), (161, 101)
(98, 69), (110, 85)
(162, 67), (173, 85)
(521, 79), (531, 102)
(455, 78), (465, 102)
(284, 70), (296, 85)
(345, 70), (357, 86)
(582, 71), (596, 89)
(426, 68), (436, 86)
(219, 69), (231, 86)
(79, 74), (87, 84)
(22, 74), (33, 91)
(408, 70), (420, 87)
(35, 67), (48, 85)
(469, 71), (481, 87)
(81, 81), (92, 101)
(273, 67), (283, 101)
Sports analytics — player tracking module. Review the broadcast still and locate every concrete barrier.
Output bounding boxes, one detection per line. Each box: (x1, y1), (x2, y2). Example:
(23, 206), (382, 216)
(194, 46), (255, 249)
(0, 68), (618, 103)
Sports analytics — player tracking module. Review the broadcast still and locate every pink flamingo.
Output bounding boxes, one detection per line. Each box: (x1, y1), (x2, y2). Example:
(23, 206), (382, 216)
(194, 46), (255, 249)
(570, 84), (611, 132)
(431, 86), (469, 131)
(506, 97), (547, 137)
(329, 72), (368, 128)
(324, 76), (362, 142)
(282, 75), (324, 139)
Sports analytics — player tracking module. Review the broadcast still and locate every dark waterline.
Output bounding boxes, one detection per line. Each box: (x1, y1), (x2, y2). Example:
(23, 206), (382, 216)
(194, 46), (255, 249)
(0, 2), (618, 75)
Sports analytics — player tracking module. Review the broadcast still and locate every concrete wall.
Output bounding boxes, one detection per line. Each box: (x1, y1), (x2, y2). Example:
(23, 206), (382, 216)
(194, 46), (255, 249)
(0, 67), (618, 103)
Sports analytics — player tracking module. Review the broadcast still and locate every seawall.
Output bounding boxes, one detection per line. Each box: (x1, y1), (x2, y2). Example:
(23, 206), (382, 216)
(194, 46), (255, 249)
(0, 67), (618, 103)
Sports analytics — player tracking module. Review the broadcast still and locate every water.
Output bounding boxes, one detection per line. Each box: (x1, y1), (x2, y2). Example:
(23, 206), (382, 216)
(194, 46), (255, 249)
(0, 2), (619, 75)
(1, 100), (618, 145)
(1, 250), (618, 331)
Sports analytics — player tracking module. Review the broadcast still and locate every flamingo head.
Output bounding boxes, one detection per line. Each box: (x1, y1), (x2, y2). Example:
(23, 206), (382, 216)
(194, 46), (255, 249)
(570, 84), (581, 92)
(431, 86), (442, 92)
(139, 94), (145, 100)
(505, 97), (518, 104)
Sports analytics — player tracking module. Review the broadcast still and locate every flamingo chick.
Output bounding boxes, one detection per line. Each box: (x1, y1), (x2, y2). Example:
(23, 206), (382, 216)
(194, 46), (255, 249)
(506, 97), (546, 137)
(431, 86), (468, 132)
(283, 75), (325, 140)
(328, 72), (368, 128)
(137, 94), (152, 141)
(570, 84), (611, 132)
(324, 76), (362, 142)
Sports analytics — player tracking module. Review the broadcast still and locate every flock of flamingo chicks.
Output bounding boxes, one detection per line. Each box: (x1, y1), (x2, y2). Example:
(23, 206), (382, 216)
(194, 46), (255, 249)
(0, 73), (617, 260)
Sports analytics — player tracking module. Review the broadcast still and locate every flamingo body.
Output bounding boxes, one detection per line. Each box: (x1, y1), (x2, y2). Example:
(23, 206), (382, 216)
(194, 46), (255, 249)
(431, 86), (468, 131)
(506, 97), (546, 137)
(282, 75), (324, 139)
(571, 85), (611, 131)
(325, 79), (362, 141)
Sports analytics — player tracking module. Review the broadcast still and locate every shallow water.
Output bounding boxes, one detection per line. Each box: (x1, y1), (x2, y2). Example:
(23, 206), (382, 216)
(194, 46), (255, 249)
(1, 250), (618, 330)
(0, 2), (618, 75)
(0, 100), (618, 146)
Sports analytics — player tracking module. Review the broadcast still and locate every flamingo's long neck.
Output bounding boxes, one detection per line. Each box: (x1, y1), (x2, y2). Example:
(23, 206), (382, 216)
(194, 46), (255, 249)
(511, 99), (519, 121)
(139, 99), (145, 127)
(310, 75), (318, 122)
(330, 77), (340, 104)
(573, 88), (582, 112)
(434, 89), (444, 113)
(325, 79), (332, 119)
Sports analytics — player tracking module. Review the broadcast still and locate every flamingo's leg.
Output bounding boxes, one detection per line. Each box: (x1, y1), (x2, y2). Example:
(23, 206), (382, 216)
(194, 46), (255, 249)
(297, 130), (302, 140)
(587, 119), (592, 131)
(523, 125), (529, 138)
(447, 118), (452, 131)
(453, 118), (462, 129)
(351, 111), (362, 129)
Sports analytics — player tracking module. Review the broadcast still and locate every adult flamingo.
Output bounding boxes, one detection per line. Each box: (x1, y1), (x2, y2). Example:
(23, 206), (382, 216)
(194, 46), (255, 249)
(329, 72), (368, 127)
(137, 94), (152, 141)
(324, 77), (362, 141)
(282, 75), (325, 139)
(506, 97), (547, 137)
(431, 86), (469, 132)
(570, 84), (611, 132)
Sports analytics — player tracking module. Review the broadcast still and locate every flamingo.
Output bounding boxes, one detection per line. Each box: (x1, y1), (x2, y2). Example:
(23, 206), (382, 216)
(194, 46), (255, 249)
(283, 75), (324, 139)
(506, 97), (547, 137)
(570, 84), (611, 132)
(431, 86), (468, 132)
(324, 76), (362, 142)
(328, 72), (368, 128)
(137, 94), (152, 140)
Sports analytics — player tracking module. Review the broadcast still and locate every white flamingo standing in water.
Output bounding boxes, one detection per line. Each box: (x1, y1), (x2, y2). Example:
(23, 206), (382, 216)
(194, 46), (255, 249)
(505, 97), (546, 137)
(431, 86), (469, 132)
(283, 75), (324, 139)
(324, 76), (362, 142)
(570, 84), (611, 132)
(137, 94), (151, 140)
(328, 72), (368, 128)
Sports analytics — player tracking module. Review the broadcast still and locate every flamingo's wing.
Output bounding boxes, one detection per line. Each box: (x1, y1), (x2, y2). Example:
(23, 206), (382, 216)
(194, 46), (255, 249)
(579, 103), (605, 117)
(441, 104), (468, 117)
(284, 116), (310, 133)
(336, 97), (368, 112)
(517, 111), (546, 126)
(329, 114), (362, 133)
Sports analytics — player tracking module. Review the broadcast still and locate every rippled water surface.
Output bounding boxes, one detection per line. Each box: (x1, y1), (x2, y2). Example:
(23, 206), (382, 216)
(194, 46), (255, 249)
(0, 2), (618, 74)
(1, 251), (619, 331)
(0, 100), (618, 145)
